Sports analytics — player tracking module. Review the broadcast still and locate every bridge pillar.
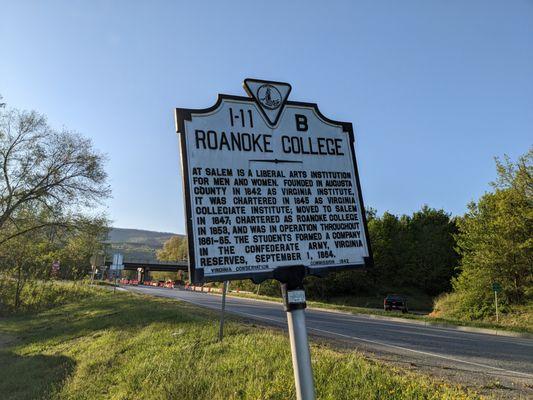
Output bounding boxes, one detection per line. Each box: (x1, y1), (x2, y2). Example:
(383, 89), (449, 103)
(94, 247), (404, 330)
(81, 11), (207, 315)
(144, 267), (151, 282)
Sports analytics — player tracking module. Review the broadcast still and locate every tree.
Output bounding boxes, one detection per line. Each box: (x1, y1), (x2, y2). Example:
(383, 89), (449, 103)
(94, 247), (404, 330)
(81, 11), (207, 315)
(366, 211), (406, 288)
(405, 206), (459, 295)
(156, 236), (188, 261)
(304, 206), (459, 301)
(0, 210), (109, 312)
(452, 149), (533, 315)
(0, 103), (110, 246)
(362, 207), (458, 296)
(0, 98), (110, 312)
(0, 223), (42, 310)
(54, 216), (110, 279)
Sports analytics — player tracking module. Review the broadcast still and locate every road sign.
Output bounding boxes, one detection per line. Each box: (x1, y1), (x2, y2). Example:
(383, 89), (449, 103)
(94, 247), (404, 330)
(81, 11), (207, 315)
(175, 79), (372, 284)
(492, 282), (502, 292)
(111, 253), (124, 270)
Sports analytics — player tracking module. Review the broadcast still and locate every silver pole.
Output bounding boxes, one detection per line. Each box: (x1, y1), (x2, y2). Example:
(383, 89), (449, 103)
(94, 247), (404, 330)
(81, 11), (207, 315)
(287, 308), (315, 400)
(219, 281), (229, 341)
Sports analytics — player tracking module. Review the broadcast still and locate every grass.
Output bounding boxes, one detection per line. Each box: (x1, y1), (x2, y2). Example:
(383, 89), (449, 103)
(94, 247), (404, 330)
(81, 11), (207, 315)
(223, 291), (533, 334)
(0, 283), (481, 400)
(0, 280), (98, 317)
(496, 303), (533, 330)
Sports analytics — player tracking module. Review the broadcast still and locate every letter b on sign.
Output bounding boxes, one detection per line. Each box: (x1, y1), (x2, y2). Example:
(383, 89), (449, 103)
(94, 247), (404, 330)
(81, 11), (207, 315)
(295, 114), (308, 132)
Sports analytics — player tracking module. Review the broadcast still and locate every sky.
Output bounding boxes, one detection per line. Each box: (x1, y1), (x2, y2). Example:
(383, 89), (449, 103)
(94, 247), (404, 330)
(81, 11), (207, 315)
(1, 0), (532, 234)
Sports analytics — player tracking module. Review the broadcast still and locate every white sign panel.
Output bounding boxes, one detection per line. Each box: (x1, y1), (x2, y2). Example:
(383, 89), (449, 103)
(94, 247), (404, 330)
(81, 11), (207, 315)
(111, 253), (124, 270)
(176, 79), (372, 284)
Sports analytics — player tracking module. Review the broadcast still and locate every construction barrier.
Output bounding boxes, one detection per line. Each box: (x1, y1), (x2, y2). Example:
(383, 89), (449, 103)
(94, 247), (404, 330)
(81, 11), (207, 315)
(119, 279), (139, 286)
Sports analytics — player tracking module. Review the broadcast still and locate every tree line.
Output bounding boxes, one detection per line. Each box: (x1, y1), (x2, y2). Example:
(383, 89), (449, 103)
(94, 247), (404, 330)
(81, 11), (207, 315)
(437, 150), (532, 319)
(159, 149), (532, 317)
(0, 97), (110, 313)
(1, 96), (529, 320)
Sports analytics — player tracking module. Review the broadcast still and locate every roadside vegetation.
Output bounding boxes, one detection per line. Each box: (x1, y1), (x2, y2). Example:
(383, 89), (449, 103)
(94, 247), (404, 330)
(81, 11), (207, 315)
(433, 150), (532, 325)
(157, 149), (533, 333)
(0, 283), (481, 400)
(0, 96), (110, 315)
(0, 95), (530, 397)
(0, 281), (95, 316)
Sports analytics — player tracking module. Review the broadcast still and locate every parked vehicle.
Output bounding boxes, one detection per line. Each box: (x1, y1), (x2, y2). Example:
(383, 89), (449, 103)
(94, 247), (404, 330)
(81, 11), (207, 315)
(384, 295), (408, 313)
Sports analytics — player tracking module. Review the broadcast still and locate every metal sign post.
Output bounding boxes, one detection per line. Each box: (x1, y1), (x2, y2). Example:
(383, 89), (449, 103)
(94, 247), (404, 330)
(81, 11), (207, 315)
(277, 266), (315, 400)
(100, 265), (107, 280)
(492, 282), (501, 323)
(219, 281), (229, 341)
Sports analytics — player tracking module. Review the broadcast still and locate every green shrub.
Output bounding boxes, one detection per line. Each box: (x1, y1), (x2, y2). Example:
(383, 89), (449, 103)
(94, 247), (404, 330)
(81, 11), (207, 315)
(433, 291), (491, 320)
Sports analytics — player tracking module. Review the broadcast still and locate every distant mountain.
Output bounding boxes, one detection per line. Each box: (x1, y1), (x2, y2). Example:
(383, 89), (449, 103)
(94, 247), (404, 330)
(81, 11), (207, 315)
(107, 228), (184, 261)
(108, 228), (182, 247)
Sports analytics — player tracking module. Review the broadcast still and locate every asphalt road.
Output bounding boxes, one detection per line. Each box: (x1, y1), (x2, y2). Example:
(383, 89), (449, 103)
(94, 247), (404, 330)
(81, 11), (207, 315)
(125, 285), (533, 394)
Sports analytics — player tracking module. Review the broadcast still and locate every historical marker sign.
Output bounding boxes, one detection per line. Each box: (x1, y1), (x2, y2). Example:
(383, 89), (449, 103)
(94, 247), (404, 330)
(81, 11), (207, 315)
(175, 79), (372, 284)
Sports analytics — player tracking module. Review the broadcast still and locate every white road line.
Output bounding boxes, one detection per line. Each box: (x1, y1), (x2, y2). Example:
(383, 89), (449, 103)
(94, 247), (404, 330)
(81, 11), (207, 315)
(223, 308), (533, 380)
(218, 292), (533, 346)
(129, 287), (533, 379)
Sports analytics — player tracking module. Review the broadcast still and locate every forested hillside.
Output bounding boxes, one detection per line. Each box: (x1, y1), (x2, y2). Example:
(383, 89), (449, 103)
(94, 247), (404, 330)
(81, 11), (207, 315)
(107, 228), (184, 261)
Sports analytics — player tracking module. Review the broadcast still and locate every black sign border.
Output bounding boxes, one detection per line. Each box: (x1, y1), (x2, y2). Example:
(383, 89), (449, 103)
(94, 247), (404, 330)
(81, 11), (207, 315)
(175, 93), (373, 284)
(243, 78), (292, 127)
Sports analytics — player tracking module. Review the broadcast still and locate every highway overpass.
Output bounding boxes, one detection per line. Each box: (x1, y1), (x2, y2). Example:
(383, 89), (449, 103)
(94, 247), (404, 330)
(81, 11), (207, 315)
(104, 259), (187, 281)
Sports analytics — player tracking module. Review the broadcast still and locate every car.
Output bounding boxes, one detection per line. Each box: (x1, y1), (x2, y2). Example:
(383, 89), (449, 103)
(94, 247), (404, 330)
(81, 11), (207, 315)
(384, 294), (408, 313)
